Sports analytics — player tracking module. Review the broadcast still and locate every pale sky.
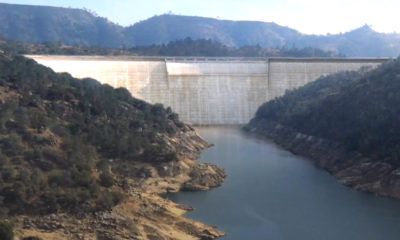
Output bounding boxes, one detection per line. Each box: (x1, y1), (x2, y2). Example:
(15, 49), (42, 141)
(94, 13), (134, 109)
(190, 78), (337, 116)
(1, 0), (399, 35)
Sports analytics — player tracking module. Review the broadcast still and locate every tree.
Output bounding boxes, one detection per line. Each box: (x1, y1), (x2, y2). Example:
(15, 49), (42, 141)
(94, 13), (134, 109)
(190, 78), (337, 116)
(99, 171), (114, 188)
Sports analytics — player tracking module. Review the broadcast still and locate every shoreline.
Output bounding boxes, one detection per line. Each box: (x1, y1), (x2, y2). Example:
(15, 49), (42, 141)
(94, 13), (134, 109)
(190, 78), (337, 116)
(244, 119), (400, 200)
(12, 130), (227, 240)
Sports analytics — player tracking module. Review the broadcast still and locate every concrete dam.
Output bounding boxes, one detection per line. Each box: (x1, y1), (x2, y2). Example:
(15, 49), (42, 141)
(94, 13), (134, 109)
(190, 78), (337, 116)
(28, 56), (388, 125)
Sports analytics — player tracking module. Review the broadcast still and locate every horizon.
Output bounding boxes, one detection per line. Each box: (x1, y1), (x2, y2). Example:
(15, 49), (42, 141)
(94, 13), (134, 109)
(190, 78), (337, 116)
(0, 0), (399, 35)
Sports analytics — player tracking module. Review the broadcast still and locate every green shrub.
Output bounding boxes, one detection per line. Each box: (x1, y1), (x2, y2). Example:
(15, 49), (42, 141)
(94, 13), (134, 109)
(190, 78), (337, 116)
(71, 168), (93, 187)
(0, 221), (14, 240)
(99, 171), (114, 188)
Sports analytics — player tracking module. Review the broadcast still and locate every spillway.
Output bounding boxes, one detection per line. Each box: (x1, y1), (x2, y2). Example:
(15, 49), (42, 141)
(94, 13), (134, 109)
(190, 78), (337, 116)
(28, 56), (388, 125)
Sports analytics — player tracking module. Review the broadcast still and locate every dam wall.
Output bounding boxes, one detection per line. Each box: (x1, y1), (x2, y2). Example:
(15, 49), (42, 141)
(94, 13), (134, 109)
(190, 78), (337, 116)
(28, 56), (388, 125)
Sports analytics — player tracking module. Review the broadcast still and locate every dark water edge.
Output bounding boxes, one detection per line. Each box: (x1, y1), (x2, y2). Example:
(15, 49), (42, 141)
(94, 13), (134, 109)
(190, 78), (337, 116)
(165, 126), (400, 240)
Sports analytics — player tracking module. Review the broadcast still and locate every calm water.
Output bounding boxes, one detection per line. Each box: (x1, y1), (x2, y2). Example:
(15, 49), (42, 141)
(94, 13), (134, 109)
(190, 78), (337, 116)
(167, 127), (400, 240)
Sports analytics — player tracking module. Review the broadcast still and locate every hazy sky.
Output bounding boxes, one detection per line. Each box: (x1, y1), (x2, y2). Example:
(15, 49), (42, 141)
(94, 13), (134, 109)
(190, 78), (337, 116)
(1, 0), (399, 34)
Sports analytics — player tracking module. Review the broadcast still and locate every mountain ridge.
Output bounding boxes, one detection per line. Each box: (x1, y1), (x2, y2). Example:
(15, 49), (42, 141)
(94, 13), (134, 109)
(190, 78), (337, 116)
(0, 3), (399, 57)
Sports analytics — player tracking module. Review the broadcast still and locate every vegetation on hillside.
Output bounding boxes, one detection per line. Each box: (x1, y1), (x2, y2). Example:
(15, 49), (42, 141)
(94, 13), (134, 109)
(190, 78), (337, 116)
(0, 35), (338, 57)
(0, 35), (129, 56)
(250, 58), (400, 166)
(1, 3), (399, 56)
(0, 53), (187, 216)
(125, 15), (400, 57)
(128, 38), (339, 57)
(0, 3), (124, 47)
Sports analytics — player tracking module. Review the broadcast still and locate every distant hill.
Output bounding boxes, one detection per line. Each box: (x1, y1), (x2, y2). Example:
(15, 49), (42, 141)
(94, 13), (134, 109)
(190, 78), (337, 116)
(127, 38), (339, 57)
(125, 15), (301, 48)
(0, 35), (339, 57)
(0, 3), (125, 47)
(126, 15), (400, 57)
(0, 3), (400, 57)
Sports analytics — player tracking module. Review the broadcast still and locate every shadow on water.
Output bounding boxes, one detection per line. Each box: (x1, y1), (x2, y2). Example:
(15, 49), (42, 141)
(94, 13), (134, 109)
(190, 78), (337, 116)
(165, 126), (400, 240)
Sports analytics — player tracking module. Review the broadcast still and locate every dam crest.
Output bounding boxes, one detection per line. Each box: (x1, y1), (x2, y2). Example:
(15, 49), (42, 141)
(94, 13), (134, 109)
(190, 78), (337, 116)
(28, 56), (388, 125)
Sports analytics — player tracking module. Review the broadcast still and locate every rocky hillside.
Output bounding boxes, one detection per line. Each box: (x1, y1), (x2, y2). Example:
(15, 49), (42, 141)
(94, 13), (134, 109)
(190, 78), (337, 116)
(0, 53), (226, 239)
(0, 3), (400, 57)
(245, 58), (400, 199)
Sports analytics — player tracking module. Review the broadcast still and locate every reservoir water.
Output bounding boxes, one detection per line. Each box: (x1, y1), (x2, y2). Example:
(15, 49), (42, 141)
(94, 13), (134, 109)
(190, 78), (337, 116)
(167, 127), (400, 240)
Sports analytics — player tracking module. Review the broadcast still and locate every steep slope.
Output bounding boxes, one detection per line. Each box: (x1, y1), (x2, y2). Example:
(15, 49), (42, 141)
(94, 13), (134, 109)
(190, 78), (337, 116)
(0, 53), (226, 239)
(245, 58), (400, 199)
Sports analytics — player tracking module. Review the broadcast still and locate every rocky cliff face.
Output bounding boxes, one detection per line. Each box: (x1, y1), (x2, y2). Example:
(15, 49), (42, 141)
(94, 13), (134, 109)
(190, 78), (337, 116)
(244, 119), (400, 199)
